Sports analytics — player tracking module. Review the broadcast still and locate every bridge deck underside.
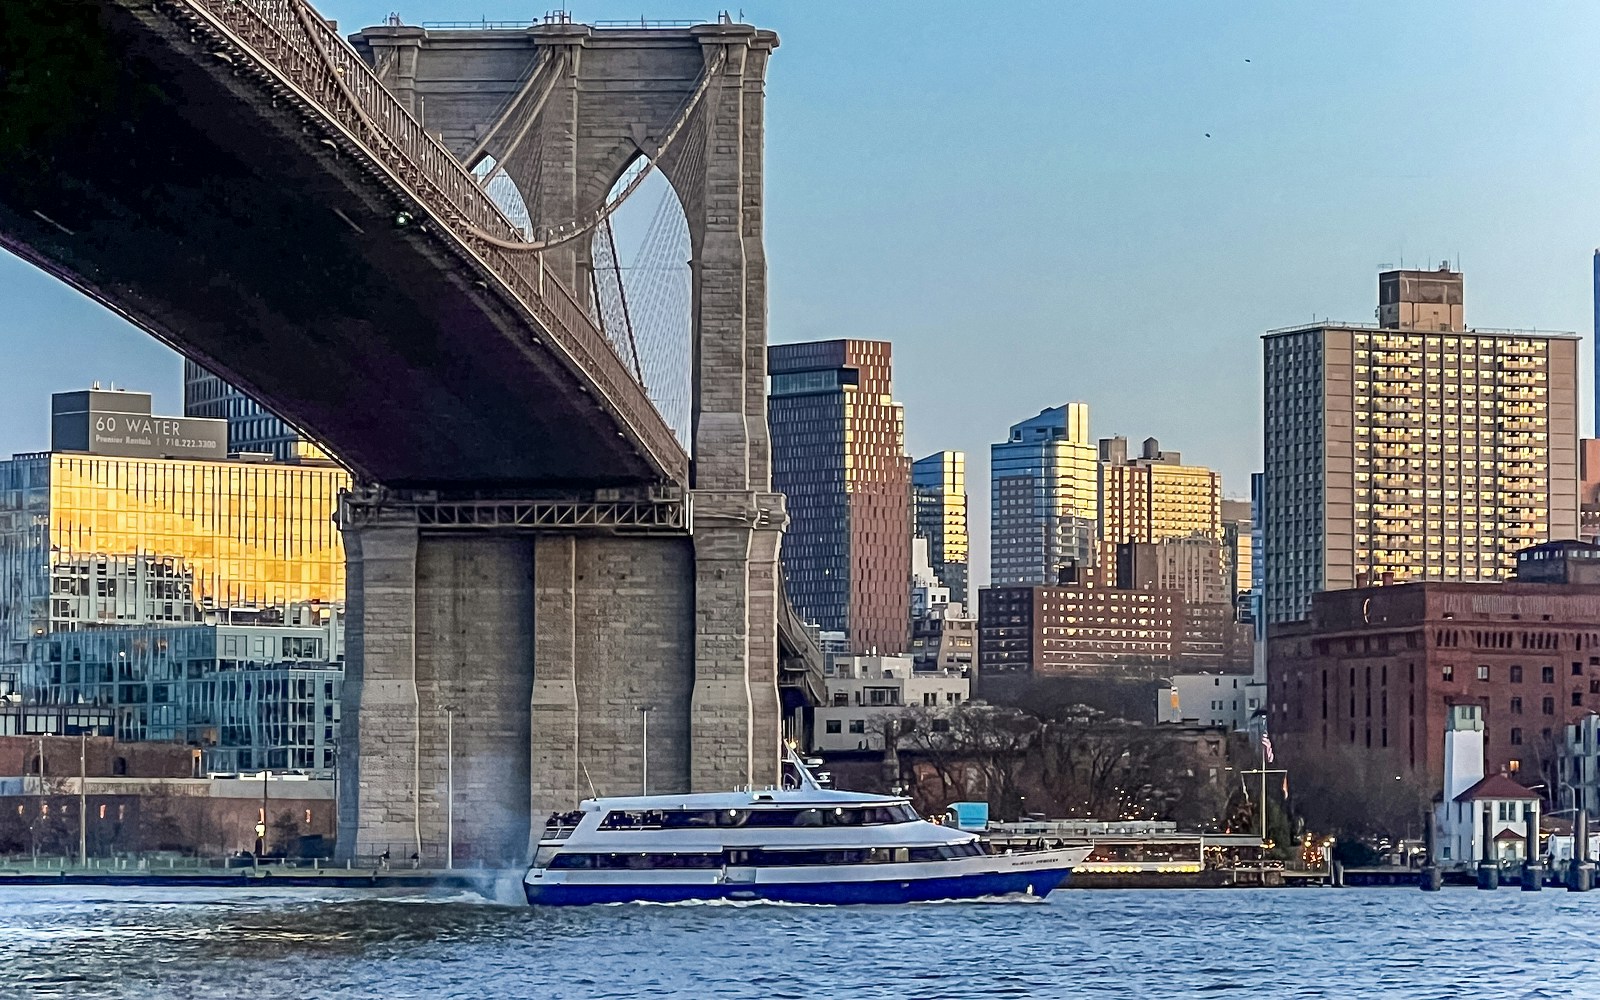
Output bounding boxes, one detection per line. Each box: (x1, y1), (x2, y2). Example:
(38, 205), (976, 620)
(0, 2), (667, 489)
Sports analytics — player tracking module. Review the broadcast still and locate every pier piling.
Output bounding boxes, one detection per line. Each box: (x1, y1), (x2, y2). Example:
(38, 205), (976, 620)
(1419, 808), (1441, 891)
(1571, 811), (1593, 892)
(1522, 809), (1543, 891)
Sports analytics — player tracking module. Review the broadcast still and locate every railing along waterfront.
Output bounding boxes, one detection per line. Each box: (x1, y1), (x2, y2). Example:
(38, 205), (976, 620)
(174, 0), (690, 483)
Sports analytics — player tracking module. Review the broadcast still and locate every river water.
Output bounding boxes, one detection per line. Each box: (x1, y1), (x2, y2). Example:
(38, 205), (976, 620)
(2, 884), (1597, 999)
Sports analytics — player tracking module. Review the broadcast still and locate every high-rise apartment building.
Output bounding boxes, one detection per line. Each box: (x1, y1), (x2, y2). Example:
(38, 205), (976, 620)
(769, 340), (911, 655)
(0, 390), (350, 663)
(183, 361), (327, 463)
(1221, 498), (1254, 603)
(911, 451), (968, 607)
(1581, 438), (1600, 543)
(1262, 267), (1580, 625)
(990, 404), (1098, 585)
(1097, 435), (1221, 563)
(1118, 535), (1229, 606)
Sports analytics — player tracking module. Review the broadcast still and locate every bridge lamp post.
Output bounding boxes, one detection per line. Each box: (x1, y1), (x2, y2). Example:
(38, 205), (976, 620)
(640, 706), (653, 796)
(445, 705), (455, 870)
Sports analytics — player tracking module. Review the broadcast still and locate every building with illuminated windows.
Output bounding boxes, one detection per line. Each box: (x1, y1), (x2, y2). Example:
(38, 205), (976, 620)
(1096, 436), (1221, 559)
(1262, 267), (1580, 626)
(183, 361), (329, 463)
(990, 404), (1098, 586)
(911, 451), (968, 607)
(0, 390), (350, 665)
(769, 340), (911, 655)
(979, 568), (1185, 675)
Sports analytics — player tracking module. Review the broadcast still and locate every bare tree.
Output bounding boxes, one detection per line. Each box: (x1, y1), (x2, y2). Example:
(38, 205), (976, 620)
(891, 703), (1041, 820)
(1289, 745), (1429, 843)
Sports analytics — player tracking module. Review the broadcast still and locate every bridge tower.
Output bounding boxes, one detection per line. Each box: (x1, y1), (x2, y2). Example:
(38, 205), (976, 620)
(336, 20), (786, 864)
(0, 0), (803, 869)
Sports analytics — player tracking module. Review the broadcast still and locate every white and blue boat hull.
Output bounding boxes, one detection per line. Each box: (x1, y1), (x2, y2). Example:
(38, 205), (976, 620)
(523, 850), (1086, 906)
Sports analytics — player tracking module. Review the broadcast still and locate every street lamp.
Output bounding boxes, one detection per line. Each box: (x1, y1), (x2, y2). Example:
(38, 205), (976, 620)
(444, 705), (455, 870)
(639, 706), (652, 796)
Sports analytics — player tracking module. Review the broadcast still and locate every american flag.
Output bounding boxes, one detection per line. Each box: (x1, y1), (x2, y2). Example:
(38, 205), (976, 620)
(1261, 732), (1275, 764)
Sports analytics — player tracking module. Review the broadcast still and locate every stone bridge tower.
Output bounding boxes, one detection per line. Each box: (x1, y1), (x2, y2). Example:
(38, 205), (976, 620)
(337, 20), (785, 865)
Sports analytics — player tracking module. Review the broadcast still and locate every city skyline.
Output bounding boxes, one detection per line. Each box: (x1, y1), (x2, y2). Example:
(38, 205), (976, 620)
(4, 1), (1600, 587)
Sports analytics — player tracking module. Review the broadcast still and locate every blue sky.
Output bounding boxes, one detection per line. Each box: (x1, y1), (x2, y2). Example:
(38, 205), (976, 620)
(4, 1), (1599, 581)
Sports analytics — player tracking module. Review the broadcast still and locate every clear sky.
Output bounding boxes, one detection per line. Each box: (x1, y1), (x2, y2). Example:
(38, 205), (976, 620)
(4, 1), (1599, 583)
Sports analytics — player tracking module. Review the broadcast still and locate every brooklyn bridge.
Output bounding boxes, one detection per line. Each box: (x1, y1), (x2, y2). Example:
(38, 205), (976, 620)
(0, 0), (821, 865)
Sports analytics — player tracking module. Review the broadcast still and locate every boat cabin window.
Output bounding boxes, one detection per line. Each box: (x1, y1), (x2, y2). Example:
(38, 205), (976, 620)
(598, 803), (919, 831)
(723, 842), (985, 866)
(549, 841), (986, 871)
(905, 843), (986, 862)
(548, 852), (722, 870)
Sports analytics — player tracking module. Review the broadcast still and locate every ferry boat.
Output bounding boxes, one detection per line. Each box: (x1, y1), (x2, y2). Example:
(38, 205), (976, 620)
(523, 751), (1091, 906)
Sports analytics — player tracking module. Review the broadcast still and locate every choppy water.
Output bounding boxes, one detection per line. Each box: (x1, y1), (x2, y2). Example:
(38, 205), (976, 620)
(2, 883), (1598, 998)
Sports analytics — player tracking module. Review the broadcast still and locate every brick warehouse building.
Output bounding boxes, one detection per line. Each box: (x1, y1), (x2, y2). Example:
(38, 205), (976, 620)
(1266, 542), (1600, 789)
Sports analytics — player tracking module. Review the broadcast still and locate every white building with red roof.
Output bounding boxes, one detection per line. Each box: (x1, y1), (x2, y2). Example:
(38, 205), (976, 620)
(1433, 704), (1541, 867)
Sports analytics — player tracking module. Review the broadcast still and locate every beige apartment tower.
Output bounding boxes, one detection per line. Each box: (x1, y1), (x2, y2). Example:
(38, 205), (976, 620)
(1262, 266), (1579, 624)
(1097, 435), (1222, 554)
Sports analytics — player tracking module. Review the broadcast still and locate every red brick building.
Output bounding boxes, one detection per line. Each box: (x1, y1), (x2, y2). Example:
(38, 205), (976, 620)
(1267, 544), (1600, 789)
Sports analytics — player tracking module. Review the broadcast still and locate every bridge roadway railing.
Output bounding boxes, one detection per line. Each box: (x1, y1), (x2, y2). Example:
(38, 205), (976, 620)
(175, 0), (689, 484)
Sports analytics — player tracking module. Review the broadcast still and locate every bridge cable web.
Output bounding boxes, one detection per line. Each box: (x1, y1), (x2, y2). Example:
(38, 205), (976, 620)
(591, 119), (701, 448)
(590, 214), (646, 384)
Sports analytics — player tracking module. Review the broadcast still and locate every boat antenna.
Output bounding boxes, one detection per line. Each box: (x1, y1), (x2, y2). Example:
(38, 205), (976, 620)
(783, 741), (823, 791)
(580, 761), (599, 799)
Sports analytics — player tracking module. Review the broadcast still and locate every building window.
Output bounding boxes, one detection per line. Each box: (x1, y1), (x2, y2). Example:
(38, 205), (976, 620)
(1543, 667), (1556, 683)
(1442, 665), (1454, 681)
(824, 720), (841, 734)
(847, 720), (866, 734)
(1511, 697), (1523, 715)
(1477, 665), (1490, 681)
(1575, 692), (1585, 708)
(1543, 697), (1556, 716)
(1511, 728), (1523, 745)
(1509, 759), (1521, 774)
(1510, 666), (1523, 683)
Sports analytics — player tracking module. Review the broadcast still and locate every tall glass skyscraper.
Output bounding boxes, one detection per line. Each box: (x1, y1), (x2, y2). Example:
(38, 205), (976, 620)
(769, 340), (911, 655)
(911, 451), (968, 608)
(990, 404), (1098, 586)
(184, 361), (327, 463)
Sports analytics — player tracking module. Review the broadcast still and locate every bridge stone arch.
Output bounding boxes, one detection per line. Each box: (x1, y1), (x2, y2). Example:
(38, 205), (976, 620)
(357, 20), (775, 494)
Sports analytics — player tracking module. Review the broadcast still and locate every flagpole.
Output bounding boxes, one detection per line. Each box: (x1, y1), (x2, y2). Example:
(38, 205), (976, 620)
(1260, 730), (1268, 843)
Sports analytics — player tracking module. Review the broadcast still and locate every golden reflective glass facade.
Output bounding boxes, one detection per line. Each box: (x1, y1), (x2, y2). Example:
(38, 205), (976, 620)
(912, 451), (968, 606)
(0, 453), (348, 660)
(991, 404), (1099, 586)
